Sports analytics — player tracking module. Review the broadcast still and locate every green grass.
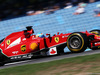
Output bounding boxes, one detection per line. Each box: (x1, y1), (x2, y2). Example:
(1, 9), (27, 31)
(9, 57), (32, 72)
(1, 53), (100, 75)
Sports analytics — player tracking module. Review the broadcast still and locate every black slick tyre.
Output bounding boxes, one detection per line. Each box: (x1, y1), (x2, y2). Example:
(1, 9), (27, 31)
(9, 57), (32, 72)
(67, 32), (88, 53)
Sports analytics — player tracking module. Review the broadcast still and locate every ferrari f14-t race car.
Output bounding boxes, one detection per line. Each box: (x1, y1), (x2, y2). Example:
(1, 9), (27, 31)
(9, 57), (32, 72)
(0, 26), (100, 66)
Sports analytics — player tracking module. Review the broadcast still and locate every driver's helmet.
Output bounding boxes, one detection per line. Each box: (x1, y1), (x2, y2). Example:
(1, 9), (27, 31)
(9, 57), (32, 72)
(36, 32), (45, 38)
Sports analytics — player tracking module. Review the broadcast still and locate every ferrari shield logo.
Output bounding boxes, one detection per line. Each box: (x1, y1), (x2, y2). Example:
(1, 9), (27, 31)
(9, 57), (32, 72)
(21, 45), (26, 52)
(7, 40), (10, 45)
(54, 37), (59, 43)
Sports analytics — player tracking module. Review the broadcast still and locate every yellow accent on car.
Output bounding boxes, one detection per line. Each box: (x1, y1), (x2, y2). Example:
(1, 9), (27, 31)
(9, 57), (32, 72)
(54, 37), (59, 43)
(91, 31), (98, 35)
(91, 31), (100, 36)
(21, 45), (26, 52)
(98, 46), (100, 48)
(7, 40), (10, 45)
(30, 43), (38, 50)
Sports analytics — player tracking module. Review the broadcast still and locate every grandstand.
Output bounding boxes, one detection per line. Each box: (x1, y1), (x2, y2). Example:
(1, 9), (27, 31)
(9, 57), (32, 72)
(0, 1), (100, 52)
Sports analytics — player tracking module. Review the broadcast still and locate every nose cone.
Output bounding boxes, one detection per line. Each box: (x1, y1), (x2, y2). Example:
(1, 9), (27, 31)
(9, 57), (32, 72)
(30, 43), (38, 50)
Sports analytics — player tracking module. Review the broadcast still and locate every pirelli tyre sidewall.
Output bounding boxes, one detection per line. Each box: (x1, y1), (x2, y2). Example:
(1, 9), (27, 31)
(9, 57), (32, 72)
(67, 33), (88, 53)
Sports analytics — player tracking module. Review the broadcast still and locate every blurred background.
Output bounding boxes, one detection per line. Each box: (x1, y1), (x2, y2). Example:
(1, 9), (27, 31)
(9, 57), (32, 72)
(0, 0), (99, 20)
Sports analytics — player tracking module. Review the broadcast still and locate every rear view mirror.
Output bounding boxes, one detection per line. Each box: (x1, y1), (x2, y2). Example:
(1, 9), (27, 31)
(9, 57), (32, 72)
(46, 33), (50, 36)
(46, 33), (50, 37)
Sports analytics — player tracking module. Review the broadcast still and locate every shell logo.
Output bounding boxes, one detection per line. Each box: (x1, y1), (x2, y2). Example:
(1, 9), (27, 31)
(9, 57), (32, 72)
(30, 43), (38, 50)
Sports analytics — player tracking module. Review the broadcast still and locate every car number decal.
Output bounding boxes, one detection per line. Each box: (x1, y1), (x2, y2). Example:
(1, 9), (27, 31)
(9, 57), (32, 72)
(54, 37), (59, 43)
(21, 45), (26, 52)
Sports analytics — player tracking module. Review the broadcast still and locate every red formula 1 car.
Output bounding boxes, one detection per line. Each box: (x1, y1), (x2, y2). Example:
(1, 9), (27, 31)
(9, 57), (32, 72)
(0, 26), (100, 66)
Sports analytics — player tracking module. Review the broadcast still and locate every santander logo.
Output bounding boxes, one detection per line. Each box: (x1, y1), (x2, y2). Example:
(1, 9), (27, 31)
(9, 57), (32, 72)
(50, 49), (56, 54)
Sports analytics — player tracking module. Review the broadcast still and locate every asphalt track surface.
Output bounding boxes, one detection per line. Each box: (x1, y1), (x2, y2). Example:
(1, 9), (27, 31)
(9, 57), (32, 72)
(0, 49), (100, 69)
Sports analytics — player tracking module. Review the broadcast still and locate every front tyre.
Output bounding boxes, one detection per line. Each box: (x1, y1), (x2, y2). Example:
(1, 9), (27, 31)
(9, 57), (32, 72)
(67, 32), (88, 53)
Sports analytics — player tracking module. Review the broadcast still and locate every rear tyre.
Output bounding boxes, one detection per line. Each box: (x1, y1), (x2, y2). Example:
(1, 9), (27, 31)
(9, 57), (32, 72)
(67, 32), (88, 53)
